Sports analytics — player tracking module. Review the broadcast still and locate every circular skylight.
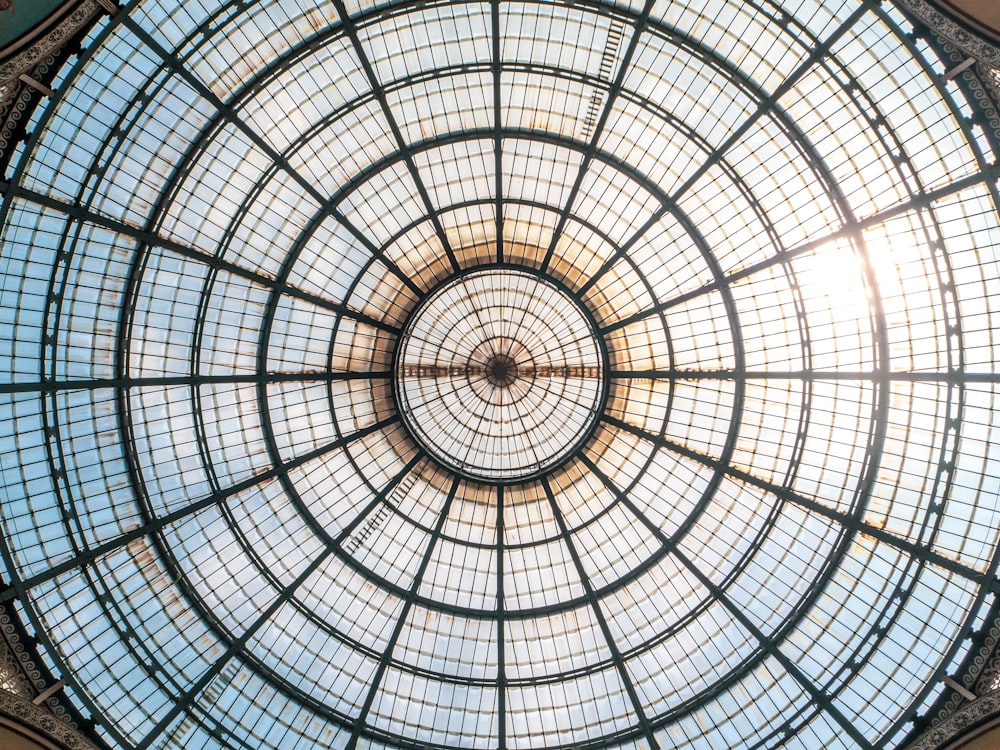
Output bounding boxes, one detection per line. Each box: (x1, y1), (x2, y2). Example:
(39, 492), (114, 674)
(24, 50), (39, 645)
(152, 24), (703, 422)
(0, 1), (999, 750)
(395, 268), (606, 481)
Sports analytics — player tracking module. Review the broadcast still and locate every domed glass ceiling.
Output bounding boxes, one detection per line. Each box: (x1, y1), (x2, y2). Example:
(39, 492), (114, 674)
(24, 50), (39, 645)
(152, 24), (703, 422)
(0, 0), (999, 748)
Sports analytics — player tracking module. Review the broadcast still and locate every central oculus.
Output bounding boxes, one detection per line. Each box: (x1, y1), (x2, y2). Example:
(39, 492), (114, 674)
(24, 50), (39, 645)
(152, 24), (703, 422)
(394, 267), (607, 482)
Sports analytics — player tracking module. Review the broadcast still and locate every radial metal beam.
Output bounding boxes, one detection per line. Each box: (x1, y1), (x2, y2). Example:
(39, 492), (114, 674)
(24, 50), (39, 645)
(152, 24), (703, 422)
(667, 2), (876, 208)
(496, 485), (508, 750)
(492, 0), (504, 264)
(540, 476), (661, 750)
(602, 414), (1000, 591)
(344, 476), (460, 750)
(539, 0), (655, 273)
(599, 163), (997, 338)
(0, 416), (400, 604)
(328, 0), (461, 274)
(4, 184), (401, 335)
(117, 14), (424, 299)
(579, 454), (875, 749)
(133, 546), (333, 750)
(0, 370), (391, 395)
(607, 369), (1000, 384)
(670, 544), (877, 750)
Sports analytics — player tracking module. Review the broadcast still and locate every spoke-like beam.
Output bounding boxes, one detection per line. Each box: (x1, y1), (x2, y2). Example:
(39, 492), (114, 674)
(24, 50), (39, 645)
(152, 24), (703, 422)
(667, 3), (875, 208)
(496, 484), (507, 750)
(672, 542), (875, 749)
(5, 184), (401, 335)
(602, 414), (1000, 590)
(329, 0), (461, 274)
(345, 476), (460, 749)
(133, 546), (333, 750)
(492, 0), (504, 264)
(540, 476), (661, 749)
(579, 455), (874, 749)
(117, 14), (424, 299)
(0, 415), (399, 604)
(539, 0), (655, 273)
(0, 370), (391, 395)
(607, 369), (1000, 384)
(600, 163), (998, 338)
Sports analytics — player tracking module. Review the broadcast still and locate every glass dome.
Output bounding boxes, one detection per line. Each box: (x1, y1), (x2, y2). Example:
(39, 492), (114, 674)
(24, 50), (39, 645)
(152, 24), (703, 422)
(0, 0), (998, 749)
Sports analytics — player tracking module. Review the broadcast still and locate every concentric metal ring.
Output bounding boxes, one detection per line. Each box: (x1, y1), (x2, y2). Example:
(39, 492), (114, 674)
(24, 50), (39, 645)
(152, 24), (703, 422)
(0, 1), (997, 749)
(394, 267), (607, 482)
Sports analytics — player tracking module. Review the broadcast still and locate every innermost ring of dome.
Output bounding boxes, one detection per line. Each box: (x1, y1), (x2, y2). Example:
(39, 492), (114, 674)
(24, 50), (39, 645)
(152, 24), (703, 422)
(394, 267), (607, 482)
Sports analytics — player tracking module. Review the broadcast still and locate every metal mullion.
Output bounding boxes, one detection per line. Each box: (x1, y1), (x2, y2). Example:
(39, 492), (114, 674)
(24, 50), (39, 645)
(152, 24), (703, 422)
(184, 450), (427, 735)
(380, 469), (624, 555)
(113, 182), (167, 750)
(132, 546), (334, 750)
(850, 166), (1000, 229)
(539, 476), (660, 750)
(824, 6), (992, 215)
(578, 171), (745, 442)
(539, 0), (656, 273)
(601, 413), (999, 590)
(345, 476), (461, 749)
(9, 200), (135, 746)
(0, 2), (120, 203)
(313, 205), (422, 300)
(328, 0), (461, 273)
(323, 121), (689, 228)
(0, 415), (400, 606)
(117, 13), (424, 299)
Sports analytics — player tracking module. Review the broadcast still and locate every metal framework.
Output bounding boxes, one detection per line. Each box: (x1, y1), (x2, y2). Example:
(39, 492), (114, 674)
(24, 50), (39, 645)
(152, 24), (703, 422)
(0, 0), (999, 749)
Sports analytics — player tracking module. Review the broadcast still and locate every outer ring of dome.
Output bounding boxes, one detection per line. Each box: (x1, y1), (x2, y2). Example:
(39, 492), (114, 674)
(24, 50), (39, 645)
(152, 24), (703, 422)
(0, 1), (996, 750)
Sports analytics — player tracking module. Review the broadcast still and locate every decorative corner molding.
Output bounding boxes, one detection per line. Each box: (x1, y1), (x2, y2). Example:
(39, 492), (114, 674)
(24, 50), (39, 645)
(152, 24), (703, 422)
(0, 625), (34, 699)
(0, 0), (103, 165)
(0, 689), (102, 750)
(897, 0), (1000, 139)
(0, 0), (101, 94)
(0, 607), (84, 732)
(900, 0), (1000, 66)
(978, 61), (1000, 108)
(905, 688), (1000, 750)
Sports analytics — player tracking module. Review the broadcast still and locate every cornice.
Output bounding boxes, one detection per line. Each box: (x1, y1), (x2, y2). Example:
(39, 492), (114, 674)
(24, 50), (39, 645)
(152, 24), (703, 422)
(900, 0), (1000, 65)
(905, 689), (1000, 750)
(0, 690), (102, 750)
